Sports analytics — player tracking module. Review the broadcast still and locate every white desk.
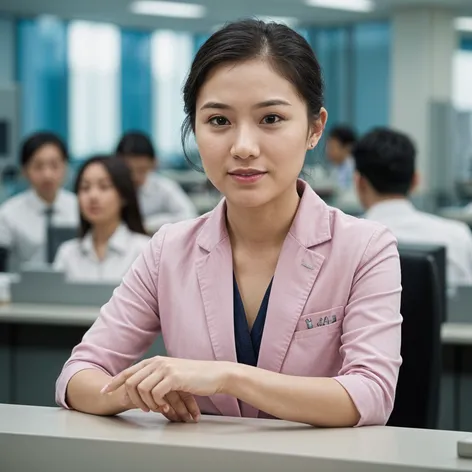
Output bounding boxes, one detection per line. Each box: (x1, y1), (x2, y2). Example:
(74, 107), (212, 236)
(0, 302), (99, 326)
(0, 404), (471, 472)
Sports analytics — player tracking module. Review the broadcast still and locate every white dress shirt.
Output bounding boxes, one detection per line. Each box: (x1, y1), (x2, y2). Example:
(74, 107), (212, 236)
(334, 156), (355, 190)
(0, 189), (79, 270)
(139, 173), (197, 233)
(53, 224), (150, 283)
(365, 199), (472, 290)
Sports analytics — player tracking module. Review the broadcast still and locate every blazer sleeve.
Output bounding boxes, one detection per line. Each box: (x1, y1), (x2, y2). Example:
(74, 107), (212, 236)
(55, 226), (167, 408)
(333, 226), (402, 426)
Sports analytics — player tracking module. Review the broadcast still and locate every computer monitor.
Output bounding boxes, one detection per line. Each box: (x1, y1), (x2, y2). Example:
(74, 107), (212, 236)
(47, 226), (78, 263)
(387, 244), (446, 429)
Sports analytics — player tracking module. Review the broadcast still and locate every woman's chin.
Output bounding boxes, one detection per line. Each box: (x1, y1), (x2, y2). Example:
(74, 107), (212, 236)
(225, 192), (271, 209)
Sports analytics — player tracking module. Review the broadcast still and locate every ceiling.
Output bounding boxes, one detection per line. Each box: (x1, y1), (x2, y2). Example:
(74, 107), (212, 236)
(1, 0), (472, 32)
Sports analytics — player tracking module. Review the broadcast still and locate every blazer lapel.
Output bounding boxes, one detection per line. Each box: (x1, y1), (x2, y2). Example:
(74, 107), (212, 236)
(249, 181), (331, 418)
(241, 244), (325, 419)
(196, 201), (241, 417)
(257, 237), (325, 374)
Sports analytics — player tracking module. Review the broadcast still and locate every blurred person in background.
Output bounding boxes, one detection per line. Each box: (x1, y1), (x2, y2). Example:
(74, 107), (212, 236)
(354, 127), (472, 292)
(54, 156), (149, 283)
(326, 125), (357, 191)
(0, 132), (78, 269)
(116, 131), (197, 233)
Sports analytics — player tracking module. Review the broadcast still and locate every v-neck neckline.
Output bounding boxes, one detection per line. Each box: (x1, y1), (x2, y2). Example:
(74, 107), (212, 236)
(233, 274), (273, 366)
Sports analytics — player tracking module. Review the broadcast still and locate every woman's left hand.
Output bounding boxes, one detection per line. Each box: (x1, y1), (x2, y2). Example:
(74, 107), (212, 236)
(101, 356), (231, 413)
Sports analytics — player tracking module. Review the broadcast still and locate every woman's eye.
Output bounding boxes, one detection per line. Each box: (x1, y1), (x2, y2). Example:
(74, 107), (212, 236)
(262, 114), (282, 125)
(209, 116), (230, 126)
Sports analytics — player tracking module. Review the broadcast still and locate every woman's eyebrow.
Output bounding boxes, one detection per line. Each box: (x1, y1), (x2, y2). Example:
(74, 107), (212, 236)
(200, 99), (292, 111)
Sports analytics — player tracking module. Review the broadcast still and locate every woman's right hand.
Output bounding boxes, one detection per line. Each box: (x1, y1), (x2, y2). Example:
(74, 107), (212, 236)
(158, 391), (201, 423)
(123, 389), (200, 423)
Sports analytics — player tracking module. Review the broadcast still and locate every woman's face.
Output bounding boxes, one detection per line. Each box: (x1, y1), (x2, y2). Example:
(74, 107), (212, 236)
(23, 144), (67, 201)
(195, 59), (326, 208)
(123, 155), (155, 188)
(78, 163), (122, 228)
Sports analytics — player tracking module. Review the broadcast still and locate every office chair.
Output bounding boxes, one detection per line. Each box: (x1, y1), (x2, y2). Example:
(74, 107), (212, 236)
(387, 244), (446, 429)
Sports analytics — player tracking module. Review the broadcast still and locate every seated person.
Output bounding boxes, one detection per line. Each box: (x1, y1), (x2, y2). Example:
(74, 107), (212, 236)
(54, 156), (149, 283)
(326, 125), (357, 191)
(0, 132), (78, 269)
(353, 127), (472, 291)
(56, 20), (401, 428)
(116, 131), (197, 233)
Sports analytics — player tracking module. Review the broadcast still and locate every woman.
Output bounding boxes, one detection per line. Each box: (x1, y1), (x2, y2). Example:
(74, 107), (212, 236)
(116, 132), (197, 233)
(56, 20), (402, 427)
(54, 156), (149, 283)
(0, 132), (78, 269)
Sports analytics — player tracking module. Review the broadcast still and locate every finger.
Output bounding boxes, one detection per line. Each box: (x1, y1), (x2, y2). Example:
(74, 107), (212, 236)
(123, 365), (158, 412)
(136, 371), (167, 412)
(101, 359), (151, 394)
(180, 392), (201, 422)
(151, 377), (174, 407)
(165, 391), (193, 423)
(158, 403), (181, 423)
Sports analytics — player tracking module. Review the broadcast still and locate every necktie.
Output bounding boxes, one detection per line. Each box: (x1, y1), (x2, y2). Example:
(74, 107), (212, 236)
(45, 206), (54, 264)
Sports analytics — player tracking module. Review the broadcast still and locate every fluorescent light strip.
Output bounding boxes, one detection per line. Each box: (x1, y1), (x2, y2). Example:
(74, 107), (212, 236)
(305, 0), (374, 13)
(130, 1), (206, 18)
(455, 17), (472, 32)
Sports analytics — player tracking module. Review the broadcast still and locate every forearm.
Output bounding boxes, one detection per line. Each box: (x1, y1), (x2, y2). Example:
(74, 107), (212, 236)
(66, 369), (133, 416)
(222, 363), (360, 427)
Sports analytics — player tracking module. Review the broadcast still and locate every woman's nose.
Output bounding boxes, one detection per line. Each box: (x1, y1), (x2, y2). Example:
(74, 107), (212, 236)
(230, 125), (260, 160)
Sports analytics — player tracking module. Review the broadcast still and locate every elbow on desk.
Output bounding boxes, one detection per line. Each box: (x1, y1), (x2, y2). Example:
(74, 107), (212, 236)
(55, 361), (111, 411)
(334, 372), (396, 427)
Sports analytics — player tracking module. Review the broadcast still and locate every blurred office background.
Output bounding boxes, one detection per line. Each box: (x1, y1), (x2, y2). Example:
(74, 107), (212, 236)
(1, 0), (472, 433)
(0, 0), (471, 212)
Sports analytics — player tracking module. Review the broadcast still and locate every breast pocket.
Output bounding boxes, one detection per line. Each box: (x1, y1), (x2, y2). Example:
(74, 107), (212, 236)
(293, 306), (345, 340)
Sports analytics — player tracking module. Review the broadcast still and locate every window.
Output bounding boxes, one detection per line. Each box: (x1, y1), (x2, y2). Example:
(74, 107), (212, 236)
(453, 50), (472, 111)
(68, 21), (121, 159)
(151, 31), (193, 167)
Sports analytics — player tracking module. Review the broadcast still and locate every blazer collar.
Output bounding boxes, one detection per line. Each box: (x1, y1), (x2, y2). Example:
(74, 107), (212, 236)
(196, 179), (332, 252)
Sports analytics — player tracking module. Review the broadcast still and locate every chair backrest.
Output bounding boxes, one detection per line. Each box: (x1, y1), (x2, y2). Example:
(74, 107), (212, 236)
(387, 244), (446, 429)
(47, 226), (78, 263)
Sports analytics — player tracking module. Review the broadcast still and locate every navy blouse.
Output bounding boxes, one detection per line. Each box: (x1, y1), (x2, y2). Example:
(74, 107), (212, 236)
(233, 274), (273, 366)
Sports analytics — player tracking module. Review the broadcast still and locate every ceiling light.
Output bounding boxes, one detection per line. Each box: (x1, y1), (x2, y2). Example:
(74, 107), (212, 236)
(130, 1), (206, 18)
(305, 0), (374, 13)
(455, 17), (472, 32)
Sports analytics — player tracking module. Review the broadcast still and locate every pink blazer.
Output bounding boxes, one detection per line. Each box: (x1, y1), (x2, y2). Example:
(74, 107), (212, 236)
(56, 180), (402, 426)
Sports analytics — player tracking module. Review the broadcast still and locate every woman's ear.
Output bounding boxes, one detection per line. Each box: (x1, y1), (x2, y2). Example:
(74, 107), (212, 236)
(307, 107), (328, 150)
